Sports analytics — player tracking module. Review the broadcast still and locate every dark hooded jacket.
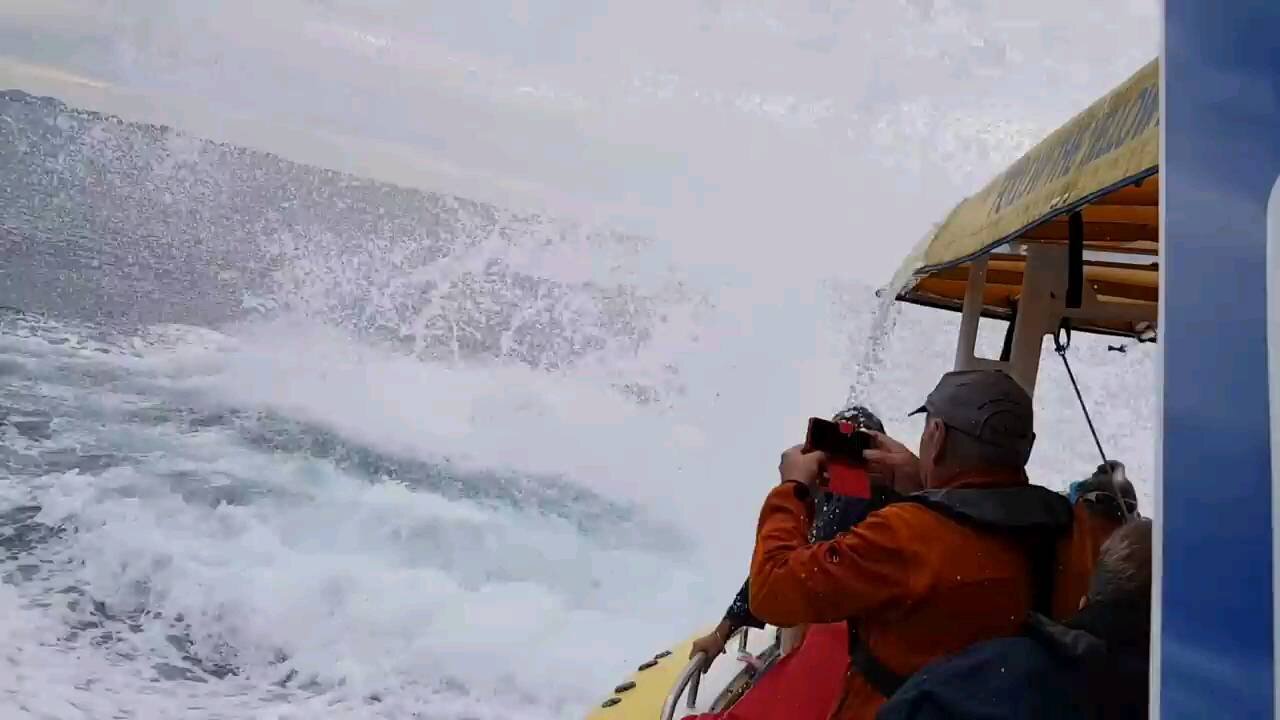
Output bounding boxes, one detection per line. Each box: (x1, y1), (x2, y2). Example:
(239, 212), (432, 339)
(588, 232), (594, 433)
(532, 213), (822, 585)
(874, 600), (1150, 720)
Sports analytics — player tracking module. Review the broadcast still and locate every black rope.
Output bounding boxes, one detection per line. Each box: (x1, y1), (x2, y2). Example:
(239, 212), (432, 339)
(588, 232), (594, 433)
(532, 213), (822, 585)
(1053, 322), (1108, 465)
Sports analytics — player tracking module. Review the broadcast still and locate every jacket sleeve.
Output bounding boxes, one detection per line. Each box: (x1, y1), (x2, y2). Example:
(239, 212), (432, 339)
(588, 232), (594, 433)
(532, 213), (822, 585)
(748, 483), (925, 627)
(722, 578), (767, 630)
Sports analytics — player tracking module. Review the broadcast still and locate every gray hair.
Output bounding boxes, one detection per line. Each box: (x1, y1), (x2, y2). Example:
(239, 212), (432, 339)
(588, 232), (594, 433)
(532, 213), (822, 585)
(1087, 518), (1153, 607)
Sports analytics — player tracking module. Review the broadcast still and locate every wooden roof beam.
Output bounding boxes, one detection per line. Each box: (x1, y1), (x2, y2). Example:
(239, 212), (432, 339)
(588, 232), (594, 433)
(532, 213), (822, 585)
(1020, 221), (1156, 243)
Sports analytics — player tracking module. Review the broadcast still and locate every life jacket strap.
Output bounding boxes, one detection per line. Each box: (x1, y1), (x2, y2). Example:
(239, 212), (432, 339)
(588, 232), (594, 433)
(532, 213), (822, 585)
(848, 633), (908, 698)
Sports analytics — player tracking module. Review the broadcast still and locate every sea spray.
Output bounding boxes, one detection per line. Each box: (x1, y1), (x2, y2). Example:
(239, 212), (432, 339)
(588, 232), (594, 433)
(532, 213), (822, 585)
(844, 286), (904, 408)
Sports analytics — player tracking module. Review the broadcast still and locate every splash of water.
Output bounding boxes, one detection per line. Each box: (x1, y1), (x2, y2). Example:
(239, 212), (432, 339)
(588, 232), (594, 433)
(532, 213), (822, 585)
(844, 286), (905, 407)
(0, 2), (1160, 718)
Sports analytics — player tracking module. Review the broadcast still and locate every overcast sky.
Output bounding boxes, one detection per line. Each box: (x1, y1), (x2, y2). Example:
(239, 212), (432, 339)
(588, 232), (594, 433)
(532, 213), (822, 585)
(0, 0), (1158, 282)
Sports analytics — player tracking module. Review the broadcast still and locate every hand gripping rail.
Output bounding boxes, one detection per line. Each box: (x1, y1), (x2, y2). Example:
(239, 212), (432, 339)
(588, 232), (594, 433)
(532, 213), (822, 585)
(658, 627), (752, 720)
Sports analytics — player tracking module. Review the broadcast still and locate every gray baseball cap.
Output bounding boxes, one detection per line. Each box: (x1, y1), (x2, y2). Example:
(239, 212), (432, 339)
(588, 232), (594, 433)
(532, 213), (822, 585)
(910, 370), (1035, 465)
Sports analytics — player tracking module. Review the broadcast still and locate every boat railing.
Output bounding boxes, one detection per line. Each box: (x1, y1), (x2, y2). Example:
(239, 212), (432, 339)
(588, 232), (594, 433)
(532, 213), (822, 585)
(658, 626), (755, 720)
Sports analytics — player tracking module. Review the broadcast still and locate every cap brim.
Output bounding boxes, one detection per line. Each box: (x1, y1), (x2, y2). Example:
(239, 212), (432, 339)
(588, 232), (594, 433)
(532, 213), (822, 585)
(909, 405), (928, 417)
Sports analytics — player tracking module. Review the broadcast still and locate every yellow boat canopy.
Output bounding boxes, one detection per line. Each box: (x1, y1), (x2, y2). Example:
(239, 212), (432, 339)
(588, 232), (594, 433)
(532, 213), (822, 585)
(892, 59), (1159, 339)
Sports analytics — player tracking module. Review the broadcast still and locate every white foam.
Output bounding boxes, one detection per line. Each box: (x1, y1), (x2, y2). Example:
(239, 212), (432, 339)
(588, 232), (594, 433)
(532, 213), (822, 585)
(0, 2), (1160, 717)
(0, 247), (1157, 720)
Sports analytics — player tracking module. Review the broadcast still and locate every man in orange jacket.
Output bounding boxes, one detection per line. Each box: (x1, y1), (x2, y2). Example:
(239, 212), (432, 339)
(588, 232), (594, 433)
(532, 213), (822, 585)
(748, 370), (1072, 720)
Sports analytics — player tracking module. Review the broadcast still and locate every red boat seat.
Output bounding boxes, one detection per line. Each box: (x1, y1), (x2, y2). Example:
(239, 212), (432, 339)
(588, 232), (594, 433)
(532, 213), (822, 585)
(683, 622), (848, 720)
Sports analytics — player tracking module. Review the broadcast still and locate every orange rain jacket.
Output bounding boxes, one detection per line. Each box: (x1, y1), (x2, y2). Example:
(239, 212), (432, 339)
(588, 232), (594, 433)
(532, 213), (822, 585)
(748, 471), (1047, 720)
(1052, 500), (1125, 620)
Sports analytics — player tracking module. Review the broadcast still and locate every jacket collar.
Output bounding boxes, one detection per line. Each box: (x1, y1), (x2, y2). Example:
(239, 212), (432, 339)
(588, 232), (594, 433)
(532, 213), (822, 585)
(1024, 612), (1107, 663)
(1067, 598), (1152, 653)
(933, 467), (1028, 490)
(1025, 599), (1151, 662)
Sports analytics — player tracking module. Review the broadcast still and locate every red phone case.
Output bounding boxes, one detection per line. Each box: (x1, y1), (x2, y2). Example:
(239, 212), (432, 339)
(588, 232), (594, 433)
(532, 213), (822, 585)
(807, 417), (871, 498)
(827, 461), (871, 499)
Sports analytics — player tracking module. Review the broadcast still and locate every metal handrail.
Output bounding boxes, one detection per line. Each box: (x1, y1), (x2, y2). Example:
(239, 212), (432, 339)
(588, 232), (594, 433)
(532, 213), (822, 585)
(658, 651), (707, 720)
(658, 627), (750, 720)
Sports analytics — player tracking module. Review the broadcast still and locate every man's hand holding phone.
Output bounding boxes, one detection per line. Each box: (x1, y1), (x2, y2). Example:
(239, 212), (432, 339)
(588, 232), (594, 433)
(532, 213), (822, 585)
(804, 417), (874, 464)
(779, 445), (827, 490)
(862, 430), (924, 494)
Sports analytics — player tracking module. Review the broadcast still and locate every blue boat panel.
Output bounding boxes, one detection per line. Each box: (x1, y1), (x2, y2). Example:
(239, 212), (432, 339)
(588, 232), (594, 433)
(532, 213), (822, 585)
(1162, 1), (1280, 717)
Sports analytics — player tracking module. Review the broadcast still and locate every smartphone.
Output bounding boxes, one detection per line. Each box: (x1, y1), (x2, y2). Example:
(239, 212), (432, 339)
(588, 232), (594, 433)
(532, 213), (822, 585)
(806, 417), (874, 465)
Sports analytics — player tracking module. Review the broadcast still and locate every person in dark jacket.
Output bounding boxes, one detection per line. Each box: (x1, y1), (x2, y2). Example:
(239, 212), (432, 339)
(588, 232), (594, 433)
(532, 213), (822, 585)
(875, 517), (1153, 720)
(688, 405), (897, 662)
